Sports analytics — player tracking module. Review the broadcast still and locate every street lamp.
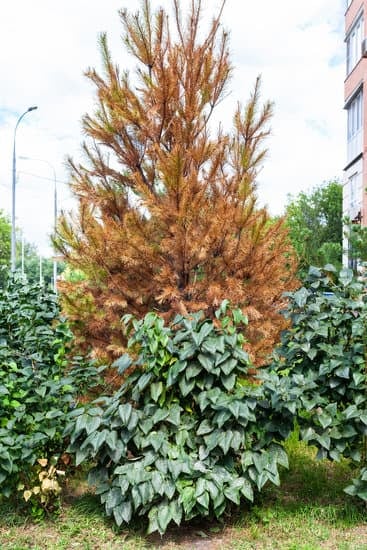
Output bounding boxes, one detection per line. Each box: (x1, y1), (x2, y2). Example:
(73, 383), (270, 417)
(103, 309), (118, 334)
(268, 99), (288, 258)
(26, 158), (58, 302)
(18, 156), (58, 293)
(11, 106), (38, 271)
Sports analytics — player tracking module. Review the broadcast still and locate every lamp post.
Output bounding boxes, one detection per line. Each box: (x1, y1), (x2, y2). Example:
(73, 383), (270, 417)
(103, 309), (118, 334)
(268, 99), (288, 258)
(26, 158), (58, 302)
(11, 106), (38, 271)
(18, 156), (58, 293)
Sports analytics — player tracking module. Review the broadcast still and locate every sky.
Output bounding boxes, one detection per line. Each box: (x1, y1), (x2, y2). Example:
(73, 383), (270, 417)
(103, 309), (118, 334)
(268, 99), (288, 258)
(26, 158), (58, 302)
(0, 0), (346, 256)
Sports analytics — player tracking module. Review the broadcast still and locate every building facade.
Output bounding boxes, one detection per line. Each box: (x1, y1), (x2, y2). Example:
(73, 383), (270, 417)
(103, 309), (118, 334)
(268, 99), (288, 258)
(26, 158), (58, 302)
(344, 0), (366, 231)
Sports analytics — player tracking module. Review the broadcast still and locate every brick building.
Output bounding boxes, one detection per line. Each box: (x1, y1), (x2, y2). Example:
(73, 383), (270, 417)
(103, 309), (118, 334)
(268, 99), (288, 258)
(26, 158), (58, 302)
(344, 0), (366, 228)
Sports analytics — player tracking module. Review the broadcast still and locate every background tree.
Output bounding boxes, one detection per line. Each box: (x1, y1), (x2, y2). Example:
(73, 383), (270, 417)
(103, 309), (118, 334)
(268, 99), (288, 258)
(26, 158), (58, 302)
(0, 210), (61, 289)
(0, 210), (11, 285)
(344, 221), (367, 270)
(55, 0), (298, 365)
(15, 241), (60, 288)
(285, 180), (342, 276)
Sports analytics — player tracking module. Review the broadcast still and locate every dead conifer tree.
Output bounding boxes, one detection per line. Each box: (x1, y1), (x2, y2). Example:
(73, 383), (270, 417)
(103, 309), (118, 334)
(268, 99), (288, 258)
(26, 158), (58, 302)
(55, 0), (298, 365)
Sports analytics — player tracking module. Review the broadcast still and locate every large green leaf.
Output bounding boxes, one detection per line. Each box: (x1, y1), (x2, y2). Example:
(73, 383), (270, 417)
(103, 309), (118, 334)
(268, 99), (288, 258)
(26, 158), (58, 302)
(344, 405), (359, 420)
(222, 373), (236, 391)
(147, 431), (166, 452)
(178, 376), (195, 397)
(205, 479), (219, 500)
(196, 323), (214, 345)
(224, 484), (240, 505)
(112, 354), (132, 375)
(219, 431), (233, 454)
(151, 471), (165, 495)
(113, 500), (132, 525)
(179, 486), (196, 515)
(186, 363), (202, 379)
(230, 430), (243, 451)
(152, 407), (170, 425)
(150, 382), (163, 403)
(213, 409), (231, 428)
(105, 430), (118, 451)
(167, 361), (187, 386)
(198, 353), (214, 371)
(118, 403), (133, 425)
(106, 487), (123, 511)
(240, 479), (254, 502)
(196, 419), (213, 436)
(196, 490), (209, 509)
(137, 372), (153, 392)
(75, 447), (91, 467)
(164, 480), (176, 499)
(169, 499), (183, 526)
(166, 404), (181, 427)
(220, 358), (238, 375)
(180, 344), (197, 361)
(139, 481), (154, 504)
(293, 287), (309, 307)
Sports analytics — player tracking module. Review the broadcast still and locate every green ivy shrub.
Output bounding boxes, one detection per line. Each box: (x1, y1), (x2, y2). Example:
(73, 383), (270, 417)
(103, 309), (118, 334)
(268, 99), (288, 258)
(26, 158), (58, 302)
(66, 303), (290, 535)
(0, 274), (99, 510)
(270, 266), (367, 501)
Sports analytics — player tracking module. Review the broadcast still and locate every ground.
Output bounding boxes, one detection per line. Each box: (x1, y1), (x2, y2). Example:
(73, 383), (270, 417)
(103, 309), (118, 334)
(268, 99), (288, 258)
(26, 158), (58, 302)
(1, 438), (367, 550)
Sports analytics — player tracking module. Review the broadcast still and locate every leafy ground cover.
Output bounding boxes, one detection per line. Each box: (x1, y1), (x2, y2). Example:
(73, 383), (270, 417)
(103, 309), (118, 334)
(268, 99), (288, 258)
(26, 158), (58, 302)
(67, 307), (293, 535)
(0, 275), (100, 516)
(1, 436), (366, 550)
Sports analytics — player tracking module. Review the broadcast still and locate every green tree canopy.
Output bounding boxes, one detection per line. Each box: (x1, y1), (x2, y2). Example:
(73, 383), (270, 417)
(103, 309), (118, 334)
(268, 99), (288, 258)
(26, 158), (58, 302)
(344, 221), (367, 270)
(285, 181), (342, 276)
(0, 210), (11, 285)
(16, 241), (55, 288)
(0, 210), (62, 288)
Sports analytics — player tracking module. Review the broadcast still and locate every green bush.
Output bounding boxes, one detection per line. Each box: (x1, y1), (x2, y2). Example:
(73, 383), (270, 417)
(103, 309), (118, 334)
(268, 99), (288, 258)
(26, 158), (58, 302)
(270, 266), (367, 501)
(66, 303), (290, 534)
(0, 274), (99, 512)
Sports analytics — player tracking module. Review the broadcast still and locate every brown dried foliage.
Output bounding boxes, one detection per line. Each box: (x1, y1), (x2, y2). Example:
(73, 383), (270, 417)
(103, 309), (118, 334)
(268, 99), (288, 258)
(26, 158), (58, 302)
(55, 0), (298, 366)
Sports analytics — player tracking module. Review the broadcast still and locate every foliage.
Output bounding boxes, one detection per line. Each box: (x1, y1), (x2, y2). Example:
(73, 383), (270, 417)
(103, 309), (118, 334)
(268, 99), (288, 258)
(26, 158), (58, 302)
(285, 181), (342, 276)
(269, 265), (367, 502)
(344, 467), (367, 502)
(0, 274), (100, 513)
(62, 264), (86, 283)
(18, 455), (66, 518)
(344, 221), (367, 268)
(0, 210), (11, 286)
(15, 240), (65, 289)
(55, 0), (297, 366)
(66, 303), (291, 535)
(0, 216), (63, 289)
(16, 240), (51, 287)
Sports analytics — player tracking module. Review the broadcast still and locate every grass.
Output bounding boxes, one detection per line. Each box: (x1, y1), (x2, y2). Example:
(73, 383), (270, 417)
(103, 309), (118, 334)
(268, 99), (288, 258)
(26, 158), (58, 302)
(1, 435), (367, 549)
(224, 433), (367, 550)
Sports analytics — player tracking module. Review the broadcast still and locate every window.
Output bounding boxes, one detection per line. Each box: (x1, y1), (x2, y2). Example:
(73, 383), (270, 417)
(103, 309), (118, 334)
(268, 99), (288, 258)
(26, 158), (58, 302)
(347, 90), (362, 139)
(347, 171), (362, 221)
(347, 89), (363, 161)
(350, 172), (358, 213)
(346, 15), (364, 74)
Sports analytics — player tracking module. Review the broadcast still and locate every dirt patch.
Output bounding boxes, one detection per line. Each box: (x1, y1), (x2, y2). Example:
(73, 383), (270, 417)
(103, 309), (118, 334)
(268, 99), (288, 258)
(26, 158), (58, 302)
(319, 524), (367, 549)
(147, 523), (228, 549)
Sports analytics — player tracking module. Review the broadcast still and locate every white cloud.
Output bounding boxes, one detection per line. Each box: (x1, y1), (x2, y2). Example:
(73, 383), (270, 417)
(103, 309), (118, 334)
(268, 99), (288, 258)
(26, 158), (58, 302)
(0, 0), (346, 255)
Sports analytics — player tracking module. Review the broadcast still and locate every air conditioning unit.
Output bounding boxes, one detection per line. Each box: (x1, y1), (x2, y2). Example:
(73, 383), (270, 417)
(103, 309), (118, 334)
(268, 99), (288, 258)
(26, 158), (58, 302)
(362, 38), (367, 58)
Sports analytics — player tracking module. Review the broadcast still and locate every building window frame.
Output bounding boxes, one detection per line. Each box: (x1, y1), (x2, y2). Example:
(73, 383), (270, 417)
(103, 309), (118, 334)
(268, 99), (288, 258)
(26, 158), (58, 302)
(349, 171), (360, 217)
(346, 13), (364, 74)
(346, 88), (363, 162)
(347, 89), (363, 140)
